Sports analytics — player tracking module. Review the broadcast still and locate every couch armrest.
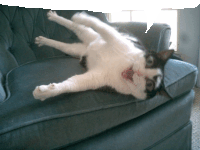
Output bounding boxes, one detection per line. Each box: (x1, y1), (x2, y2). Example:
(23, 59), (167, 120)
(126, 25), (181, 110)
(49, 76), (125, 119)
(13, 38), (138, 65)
(109, 22), (171, 52)
(0, 71), (6, 102)
(164, 59), (198, 98)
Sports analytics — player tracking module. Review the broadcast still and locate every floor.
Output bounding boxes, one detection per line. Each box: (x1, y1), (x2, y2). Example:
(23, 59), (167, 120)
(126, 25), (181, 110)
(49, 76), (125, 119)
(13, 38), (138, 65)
(191, 88), (200, 150)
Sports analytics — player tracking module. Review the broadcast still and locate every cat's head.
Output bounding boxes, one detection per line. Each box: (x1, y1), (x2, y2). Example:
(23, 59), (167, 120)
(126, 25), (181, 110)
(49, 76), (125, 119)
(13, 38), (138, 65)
(122, 49), (174, 100)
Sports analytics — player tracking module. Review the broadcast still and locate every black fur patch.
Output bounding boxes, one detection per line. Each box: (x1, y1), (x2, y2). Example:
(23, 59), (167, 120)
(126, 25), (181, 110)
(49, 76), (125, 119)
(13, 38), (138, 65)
(79, 56), (88, 70)
(145, 85), (158, 99)
(97, 86), (118, 93)
(144, 51), (164, 70)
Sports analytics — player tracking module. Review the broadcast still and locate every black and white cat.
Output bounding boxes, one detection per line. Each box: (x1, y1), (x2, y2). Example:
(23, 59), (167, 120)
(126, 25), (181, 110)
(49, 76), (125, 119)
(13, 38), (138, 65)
(33, 11), (174, 101)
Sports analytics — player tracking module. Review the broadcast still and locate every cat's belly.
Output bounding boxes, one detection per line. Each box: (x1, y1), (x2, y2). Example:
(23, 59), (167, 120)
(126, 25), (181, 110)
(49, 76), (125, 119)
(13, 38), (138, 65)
(80, 48), (133, 95)
(84, 39), (108, 70)
(86, 50), (100, 70)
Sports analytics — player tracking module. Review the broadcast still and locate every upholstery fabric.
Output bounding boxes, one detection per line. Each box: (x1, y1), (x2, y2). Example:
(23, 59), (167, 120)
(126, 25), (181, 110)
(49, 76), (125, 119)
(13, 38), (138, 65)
(164, 59), (198, 98)
(0, 5), (107, 74)
(0, 71), (6, 101)
(54, 91), (195, 150)
(67, 122), (192, 150)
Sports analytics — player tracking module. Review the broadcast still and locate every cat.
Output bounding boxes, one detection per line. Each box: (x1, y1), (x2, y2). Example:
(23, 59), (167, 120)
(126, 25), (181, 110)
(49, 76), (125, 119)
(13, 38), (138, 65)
(33, 11), (174, 101)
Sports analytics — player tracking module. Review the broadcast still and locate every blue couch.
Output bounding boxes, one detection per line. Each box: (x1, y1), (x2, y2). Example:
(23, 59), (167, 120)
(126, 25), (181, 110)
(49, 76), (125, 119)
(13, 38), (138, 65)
(0, 5), (198, 149)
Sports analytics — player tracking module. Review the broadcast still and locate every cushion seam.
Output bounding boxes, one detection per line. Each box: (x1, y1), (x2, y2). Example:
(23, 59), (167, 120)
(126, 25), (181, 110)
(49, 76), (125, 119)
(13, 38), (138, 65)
(165, 70), (197, 98)
(165, 69), (198, 88)
(144, 121), (191, 150)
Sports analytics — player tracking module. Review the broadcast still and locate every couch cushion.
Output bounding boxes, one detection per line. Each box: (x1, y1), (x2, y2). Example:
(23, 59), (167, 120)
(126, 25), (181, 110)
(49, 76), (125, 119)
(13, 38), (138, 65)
(0, 56), (172, 149)
(66, 91), (194, 150)
(164, 59), (198, 98)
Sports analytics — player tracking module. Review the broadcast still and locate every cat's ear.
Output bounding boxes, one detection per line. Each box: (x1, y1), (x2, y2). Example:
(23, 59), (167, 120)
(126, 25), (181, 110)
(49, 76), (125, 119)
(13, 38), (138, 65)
(157, 49), (174, 64)
(156, 87), (171, 99)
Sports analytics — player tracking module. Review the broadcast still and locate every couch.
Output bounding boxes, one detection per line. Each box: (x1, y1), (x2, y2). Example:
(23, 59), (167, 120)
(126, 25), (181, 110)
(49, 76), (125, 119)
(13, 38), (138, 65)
(0, 5), (198, 150)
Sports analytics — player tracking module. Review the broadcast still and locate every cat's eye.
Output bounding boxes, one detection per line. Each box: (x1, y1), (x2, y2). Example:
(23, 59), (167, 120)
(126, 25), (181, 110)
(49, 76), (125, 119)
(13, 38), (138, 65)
(146, 80), (154, 91)
(146, 56), (154, 67)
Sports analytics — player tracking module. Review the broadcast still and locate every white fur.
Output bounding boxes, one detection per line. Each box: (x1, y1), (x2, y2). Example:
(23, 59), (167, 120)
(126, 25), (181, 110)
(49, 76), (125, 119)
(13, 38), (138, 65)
(33, 11), (161, 101)
(155, 69), (163, 89)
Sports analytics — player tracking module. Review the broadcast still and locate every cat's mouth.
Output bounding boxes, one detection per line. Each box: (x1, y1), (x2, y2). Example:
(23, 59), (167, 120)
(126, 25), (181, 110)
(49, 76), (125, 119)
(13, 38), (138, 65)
(121, 67), (134, 82)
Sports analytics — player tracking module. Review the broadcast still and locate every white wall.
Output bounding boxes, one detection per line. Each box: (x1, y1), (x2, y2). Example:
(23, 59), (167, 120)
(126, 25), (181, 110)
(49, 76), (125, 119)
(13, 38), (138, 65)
(177, 5), (200, 66)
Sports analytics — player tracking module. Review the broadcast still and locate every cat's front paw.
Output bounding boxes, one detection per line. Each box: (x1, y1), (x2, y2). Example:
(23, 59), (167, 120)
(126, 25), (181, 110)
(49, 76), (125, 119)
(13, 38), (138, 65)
(47, 10), (58, 21)
(35, 36), (48, 47)
(33, 83), (58, 101)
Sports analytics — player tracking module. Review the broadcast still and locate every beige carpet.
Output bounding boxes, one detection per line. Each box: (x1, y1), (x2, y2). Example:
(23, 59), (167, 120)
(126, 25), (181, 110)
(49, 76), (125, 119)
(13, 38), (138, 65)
(191, 88), (200, 150)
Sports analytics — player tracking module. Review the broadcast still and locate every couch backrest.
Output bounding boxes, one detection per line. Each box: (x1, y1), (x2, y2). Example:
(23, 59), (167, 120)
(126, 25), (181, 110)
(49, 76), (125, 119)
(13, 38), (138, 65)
(110, 22), (171, 53)
(0, 5), (107, 78)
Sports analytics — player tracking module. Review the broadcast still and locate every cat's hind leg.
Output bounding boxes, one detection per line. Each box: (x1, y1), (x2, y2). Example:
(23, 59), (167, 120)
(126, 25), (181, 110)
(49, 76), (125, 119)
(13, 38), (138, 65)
(47, 11), (99, 45)
(71, 12), (121, 44)
(35, 36), (87, 57)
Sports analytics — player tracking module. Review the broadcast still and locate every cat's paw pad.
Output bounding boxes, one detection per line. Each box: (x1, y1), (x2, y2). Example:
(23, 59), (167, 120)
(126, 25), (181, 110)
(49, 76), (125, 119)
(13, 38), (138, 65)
(33, 83), (57, 101)
(35, 36), (47, 47)
(47, 10), (58, 21)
